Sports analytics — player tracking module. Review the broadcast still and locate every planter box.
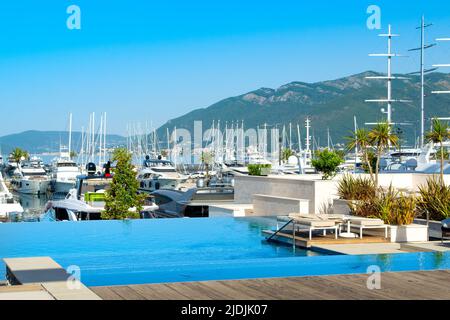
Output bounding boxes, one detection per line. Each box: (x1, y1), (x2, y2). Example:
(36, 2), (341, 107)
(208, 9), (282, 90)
(260, 167), (271, 176)
(389, 224), (428, 243)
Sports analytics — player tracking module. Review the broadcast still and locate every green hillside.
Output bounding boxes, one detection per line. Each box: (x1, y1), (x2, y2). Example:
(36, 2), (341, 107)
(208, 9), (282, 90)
(158, 71), (450, 148)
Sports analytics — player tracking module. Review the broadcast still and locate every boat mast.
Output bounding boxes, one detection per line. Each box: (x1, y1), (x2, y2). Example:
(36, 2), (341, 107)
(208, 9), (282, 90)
(68, 113), (72, 159)
(366, 24), (410, 145)
(431, 37), (450, 106)
(409, 16), (435, 148)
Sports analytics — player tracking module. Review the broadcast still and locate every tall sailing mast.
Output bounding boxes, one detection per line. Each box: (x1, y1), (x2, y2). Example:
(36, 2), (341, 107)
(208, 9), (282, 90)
(432, 36), (450, 103)
(366, 24), (410, 127)
(408, 16), (436, 148)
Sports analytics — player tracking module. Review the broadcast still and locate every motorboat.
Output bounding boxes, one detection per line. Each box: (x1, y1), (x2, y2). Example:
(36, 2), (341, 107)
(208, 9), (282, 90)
(41, 173), (158, 222)
(137, 155), (187, 193)
(50, 147), (81, 195)
(11, 157), (51, 195)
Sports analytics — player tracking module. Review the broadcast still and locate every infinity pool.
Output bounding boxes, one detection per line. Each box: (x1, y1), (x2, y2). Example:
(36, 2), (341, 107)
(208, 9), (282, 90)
(0, 218), (449, 287)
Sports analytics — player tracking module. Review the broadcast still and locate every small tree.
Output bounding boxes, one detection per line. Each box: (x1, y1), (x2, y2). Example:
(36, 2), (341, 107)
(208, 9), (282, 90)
(281, 148), (294, 162)
(426, 118), (450, 184)
(102, 148), (145, 220)
(201, 150), (214, 179)
(69, 151), (77, 159)
(368, 122), (398, 187)
(11, 147), (28, 167)
(312, 149), (343, 180)
(346, 128), (375, 183)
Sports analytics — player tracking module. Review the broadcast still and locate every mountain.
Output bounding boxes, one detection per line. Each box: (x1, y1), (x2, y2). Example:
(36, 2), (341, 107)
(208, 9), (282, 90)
(0, 131), (126, 154)
(157, 71), (450, 147)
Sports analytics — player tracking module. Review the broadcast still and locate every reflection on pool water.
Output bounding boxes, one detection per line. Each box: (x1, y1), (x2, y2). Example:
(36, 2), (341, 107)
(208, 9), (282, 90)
(0, 217), (449, 287)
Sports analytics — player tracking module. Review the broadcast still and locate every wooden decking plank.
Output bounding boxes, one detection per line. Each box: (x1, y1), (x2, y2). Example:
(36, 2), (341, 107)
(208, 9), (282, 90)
(165, 282), (224, 300)
(126, 284), (181, 300)
(191, 281), (252, 300)
(92, 270), (450, 300)
(90, 287), (124, 300)
(109, 286), (147, 300)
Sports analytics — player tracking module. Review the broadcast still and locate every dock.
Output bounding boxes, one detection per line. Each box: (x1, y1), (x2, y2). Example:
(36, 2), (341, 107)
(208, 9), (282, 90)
(91, 270), (450, 300)
(3, 257), (101, 300)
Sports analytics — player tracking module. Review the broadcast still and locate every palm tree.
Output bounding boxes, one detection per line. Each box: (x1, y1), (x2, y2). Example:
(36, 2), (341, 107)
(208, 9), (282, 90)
(346, 128), (375, 184)
(281, 148), (294, 162)
(368, 122), (398, 187)
(426, 118), (450, 184)
(11, 147), (27, 167)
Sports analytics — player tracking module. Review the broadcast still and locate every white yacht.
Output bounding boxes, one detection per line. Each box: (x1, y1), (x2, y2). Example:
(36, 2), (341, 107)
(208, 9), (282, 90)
(51, 147), (81, 195)
(137, 155), (187, 193)
(11, 157), (51, 195)
(0, 172), (24, 221)
(41, 174), (158, 221)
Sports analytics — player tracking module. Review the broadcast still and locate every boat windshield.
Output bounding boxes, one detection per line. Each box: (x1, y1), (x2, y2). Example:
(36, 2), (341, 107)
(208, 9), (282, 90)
(57, 163), (78, 168)
(151, 168), (177, 173)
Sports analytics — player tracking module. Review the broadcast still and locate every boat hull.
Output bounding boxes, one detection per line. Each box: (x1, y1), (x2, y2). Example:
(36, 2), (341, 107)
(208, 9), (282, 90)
(138, 178), (184, 193)
(13, 179), (51, 195)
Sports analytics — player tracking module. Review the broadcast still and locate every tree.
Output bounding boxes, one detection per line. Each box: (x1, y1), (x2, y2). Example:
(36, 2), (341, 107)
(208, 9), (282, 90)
(69, 151), (77, 159)
(346, 128), (375, 184)
(201, 150), (214, 179)
(102, 148), (145, 220)
(311, 149), (344, 180)
(368, 122), (398, 187)
(426, 118), (450, 184)
(11, 148), (28, 167)
(281, 148), (294, 162)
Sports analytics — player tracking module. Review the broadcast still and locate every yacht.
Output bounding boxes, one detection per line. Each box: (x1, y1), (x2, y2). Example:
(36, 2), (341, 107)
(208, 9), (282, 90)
(137, 155), (187, 193)
(41, 173), (158, 221)
(11, 157), (51, 195)
(50, 147), (81, 195)
(0, 172), (24, 221)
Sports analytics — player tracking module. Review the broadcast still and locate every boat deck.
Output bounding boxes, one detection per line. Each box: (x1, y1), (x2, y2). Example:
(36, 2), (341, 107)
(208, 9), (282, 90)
(91, 270), (450, 300)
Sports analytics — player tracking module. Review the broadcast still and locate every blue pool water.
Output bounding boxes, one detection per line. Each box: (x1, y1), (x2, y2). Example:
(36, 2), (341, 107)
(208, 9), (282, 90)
(0, 218), (449, 287)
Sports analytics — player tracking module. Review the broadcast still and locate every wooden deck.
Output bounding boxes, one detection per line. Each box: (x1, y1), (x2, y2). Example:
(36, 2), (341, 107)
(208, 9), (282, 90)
(263, 230), (389, 249)
(92, 270), (450, 300)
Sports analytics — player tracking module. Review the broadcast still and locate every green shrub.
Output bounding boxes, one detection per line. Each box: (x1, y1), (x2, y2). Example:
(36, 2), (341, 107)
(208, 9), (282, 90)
(417, 178), (450, 221)
(352, 185), (417, 226)
(311, 149), (343, 180)
(247, 164), (272, 176)
(337, 174), (376, 202)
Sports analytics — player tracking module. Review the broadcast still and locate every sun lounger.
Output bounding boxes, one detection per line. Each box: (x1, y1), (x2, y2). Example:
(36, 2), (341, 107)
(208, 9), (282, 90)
(287, 214), (340, 240)
(347, 218), (388, 239)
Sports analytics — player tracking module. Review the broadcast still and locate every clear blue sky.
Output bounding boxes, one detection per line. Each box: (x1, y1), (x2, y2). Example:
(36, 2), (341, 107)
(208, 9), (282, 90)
(1, 0), (450, 136)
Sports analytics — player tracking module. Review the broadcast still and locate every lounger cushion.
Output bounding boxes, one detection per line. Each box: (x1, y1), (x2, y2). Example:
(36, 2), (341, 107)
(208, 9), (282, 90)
(291, 218), (336, 228)
(350, 218), (384, 226)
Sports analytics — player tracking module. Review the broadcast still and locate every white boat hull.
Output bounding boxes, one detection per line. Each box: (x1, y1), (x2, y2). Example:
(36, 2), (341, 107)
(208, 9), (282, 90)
(138, 178), (184, 193)
(13, 179), (51, 195)
(53, 181), (76, 195)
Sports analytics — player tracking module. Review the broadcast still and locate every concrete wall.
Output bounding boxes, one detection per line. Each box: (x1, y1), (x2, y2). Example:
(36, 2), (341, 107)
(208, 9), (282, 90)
(350, 173), (450, 192)
(234, 175), (339, 214)
(234, 173), (449, 216)
(252, 194), (309, 217)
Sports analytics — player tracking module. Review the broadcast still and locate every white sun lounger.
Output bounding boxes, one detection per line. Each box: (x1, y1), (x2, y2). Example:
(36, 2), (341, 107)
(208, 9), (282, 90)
(287, 214), (341, 240)
(345, 218), (388, 239)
